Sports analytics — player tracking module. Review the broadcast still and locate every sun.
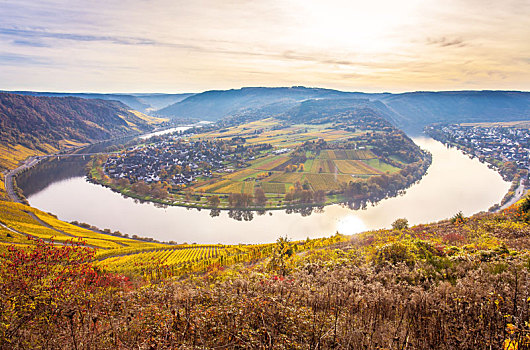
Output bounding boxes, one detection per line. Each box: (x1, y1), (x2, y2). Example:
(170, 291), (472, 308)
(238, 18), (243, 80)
(336, 215), (367, 235)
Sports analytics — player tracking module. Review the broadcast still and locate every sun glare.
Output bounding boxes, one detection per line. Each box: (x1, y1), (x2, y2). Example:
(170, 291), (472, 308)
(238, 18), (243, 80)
(336, 215), (367, 235)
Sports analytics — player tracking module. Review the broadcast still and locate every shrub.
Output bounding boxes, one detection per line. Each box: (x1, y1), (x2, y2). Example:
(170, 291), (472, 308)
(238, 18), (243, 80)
(374, 241), (415, 267)
(392, 218), (409, 230)
(450, 211), (466, 225)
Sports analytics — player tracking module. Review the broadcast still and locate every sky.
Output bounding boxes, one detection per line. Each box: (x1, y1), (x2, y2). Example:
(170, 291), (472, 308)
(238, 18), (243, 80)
(0, 0), (529, 93)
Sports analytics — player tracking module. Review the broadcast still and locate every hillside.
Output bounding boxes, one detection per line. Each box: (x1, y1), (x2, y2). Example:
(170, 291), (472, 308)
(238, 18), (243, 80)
(381, 91), (530, 128)
(156, 86), (377, 120)
(133, 93), (195, 111)
(89, 114), (430, 210)
(1, 197), (529, 348)
(2, 91), (195, 114)
(0, 92), (164, 157)
(8, 88), (529, 129)
(156, 87), (530, 130)
(281, 98), (400, 124)
(0, 88), (529, 348)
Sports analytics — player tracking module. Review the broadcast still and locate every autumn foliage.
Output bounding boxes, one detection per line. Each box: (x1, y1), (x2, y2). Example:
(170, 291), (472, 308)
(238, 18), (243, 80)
(1, 203), (530, 348)
(0, 238), (128, 349)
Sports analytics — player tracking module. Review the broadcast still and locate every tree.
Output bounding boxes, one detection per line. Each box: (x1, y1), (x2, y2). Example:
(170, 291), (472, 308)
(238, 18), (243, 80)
(299, 190), (313, 203)
(150, 182), (168, 199)
(254, 187), (267, 206)
(131, 181), (150, 196)
(450, 211), (466, 225)
(208, 195), (220, 208)
(0, 238), (127, 347)
(268, 236), (294, 276)
(116, 178), (130, 188)
(518, 196), (530, 222)
(228, 193), (253, 208)
(314, 190), (326, 203)
(501, 161), (517, 179)
(392, 218), (409, 230)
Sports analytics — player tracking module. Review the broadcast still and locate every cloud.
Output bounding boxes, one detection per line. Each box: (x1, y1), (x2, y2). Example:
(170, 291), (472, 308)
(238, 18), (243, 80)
(12, 39), (50, 47)
(0, 0), (528, 92)
(0, 53), (50, 65)
(0, 27), (163, 46)
(426, 37), (467, 48)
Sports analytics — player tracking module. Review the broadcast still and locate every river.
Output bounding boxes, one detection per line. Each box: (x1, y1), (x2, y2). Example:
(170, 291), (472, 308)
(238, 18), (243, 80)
(19, 136), (510, 244)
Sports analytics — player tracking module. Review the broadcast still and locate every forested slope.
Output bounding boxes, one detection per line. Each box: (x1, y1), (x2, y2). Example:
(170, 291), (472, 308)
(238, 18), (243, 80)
(0, 92), (165, 151)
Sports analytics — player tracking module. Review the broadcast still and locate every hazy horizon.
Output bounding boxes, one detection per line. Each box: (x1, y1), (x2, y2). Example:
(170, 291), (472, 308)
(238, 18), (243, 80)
(2, 87), (530, 96)
(1, 0), (529, 93)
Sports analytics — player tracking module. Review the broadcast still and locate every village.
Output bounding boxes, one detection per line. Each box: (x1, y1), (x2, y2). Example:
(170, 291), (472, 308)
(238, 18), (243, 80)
(103, 138), (269, 187)
(426, 123), (530, 182)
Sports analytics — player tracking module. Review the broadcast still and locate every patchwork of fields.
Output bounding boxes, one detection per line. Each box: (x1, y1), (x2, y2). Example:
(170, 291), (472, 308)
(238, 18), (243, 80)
(191, 148), (399, 197)
(186, 119), (403, 198)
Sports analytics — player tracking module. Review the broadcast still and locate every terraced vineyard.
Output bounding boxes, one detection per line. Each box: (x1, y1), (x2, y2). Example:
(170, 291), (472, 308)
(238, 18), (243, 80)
(0, 200), (167, 253)
(95, 234), (349, 280)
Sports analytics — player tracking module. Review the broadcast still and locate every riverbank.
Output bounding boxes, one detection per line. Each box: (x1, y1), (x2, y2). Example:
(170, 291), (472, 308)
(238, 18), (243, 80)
(24, 137), (512, 244)
(500, 182), (527, 210)
(87, 150), (432, 212)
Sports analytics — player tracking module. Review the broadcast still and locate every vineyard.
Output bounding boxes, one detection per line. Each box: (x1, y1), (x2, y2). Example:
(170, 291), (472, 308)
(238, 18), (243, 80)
(0, 144), (52, 171)
(305, 173), (350, 191)
(214, 181), (243, 193)
(0, 195), (352, 282)
(260, 182), (286, 194)
(95, 234), (350, 280)
(311, 159), (337, 173)
(266, 172), (305, 183)
(255, 155), (290, 171)
(333, 159), (382, 175)
(3, 192), (530, 349)
(97, 245), (223, 276)
(0, 201), (166, 253)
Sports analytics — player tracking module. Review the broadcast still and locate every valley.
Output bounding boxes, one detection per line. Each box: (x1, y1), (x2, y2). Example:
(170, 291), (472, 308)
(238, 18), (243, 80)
(2, 0), (529, 346)
(0, 89), (528, 349)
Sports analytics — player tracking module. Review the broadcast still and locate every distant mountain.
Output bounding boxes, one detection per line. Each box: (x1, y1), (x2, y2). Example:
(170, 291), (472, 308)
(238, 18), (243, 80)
(379, 91), (530, 128)
(132, 93), (195, 111)
(5, 88), (529, 130)
(156, 86), (380, 120)
(2, 91), (195, 114)
(155, 87), (530, 129)
(281, 98), (400, 125)
(0, 92), (164, 153)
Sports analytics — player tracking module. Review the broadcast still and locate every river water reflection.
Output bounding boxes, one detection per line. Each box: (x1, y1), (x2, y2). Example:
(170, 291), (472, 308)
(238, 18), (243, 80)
(22, 137), (510, 244)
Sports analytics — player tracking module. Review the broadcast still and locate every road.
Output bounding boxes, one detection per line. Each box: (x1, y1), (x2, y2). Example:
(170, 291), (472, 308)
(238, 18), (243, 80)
(3, 151), (119, 203)
(500, 182), (527, 210)
(4, 156), (40, 203)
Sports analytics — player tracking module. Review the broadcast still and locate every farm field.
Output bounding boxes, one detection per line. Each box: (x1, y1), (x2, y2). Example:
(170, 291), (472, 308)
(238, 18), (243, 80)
(333, 160), (381, 175)
(364, 158), (401, 173)
(179, 119), (400, 202)
(90, 115), (429, 209)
